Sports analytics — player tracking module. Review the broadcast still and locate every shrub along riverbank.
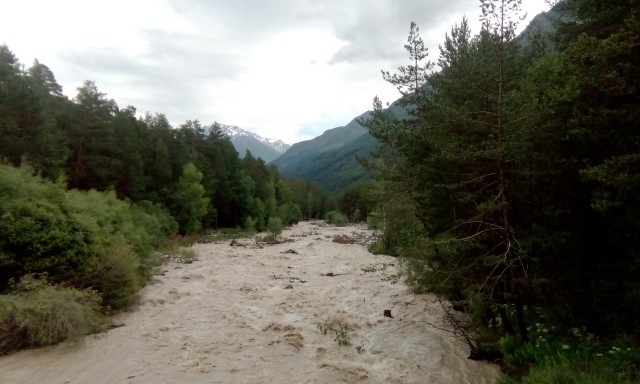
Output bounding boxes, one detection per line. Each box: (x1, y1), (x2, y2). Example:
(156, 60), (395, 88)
(0, 164), (177, 352)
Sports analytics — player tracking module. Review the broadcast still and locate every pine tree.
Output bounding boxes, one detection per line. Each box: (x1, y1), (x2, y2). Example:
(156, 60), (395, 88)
(366, 1), (538, 344)
(518, 0), (640, 335)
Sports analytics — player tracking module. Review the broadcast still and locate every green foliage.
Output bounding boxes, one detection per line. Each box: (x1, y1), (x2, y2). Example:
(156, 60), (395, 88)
(243, 216), (256, 235)
(317, 320), (351, 346)
(286, 179), (330, 220)
(338, 182), (372, 222)
(241, 154), (302, 230)
(251, 198), (266, 232)
(0, 164), (91, 287)
(77, 245), (142, 309)
(512, 2), (640, 336)
(130, 200), (178, 248)
(173, 162), (209, 234)
(0, 45), (309, 350)
(366, 208), (384, 230)
(0, 275), (104, 346)
(324, 211), (349, 226)
(325, 0), (640, 381)
(256, 233), (276, 243)
(62, 188), (167, 308)
(267, 216), (283, 240)
(361, 1), (640, 382)
(263, 180), (277, 219)
(580, 154), (640, 214)
(0, 45), (301, 233)
(156, 246), (198, 264)
(0, 163), (175, 309)
(0, 46), (68, 179)
(277, 202), (301, 226)
(363, 187), (422, 255)
(498, 332), (640, 384)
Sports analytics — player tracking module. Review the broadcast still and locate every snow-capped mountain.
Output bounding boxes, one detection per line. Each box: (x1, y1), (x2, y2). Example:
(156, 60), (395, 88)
(213, 123), (291, 163)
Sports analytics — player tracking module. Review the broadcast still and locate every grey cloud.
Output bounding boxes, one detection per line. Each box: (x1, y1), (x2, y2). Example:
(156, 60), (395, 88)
(168, 0), (325, 41)
(61, 48), (201, 120)
(325, 0), (477, 64)
(49, 0), (505, 135)
(140, 29), (245, 81)
(60, 27), (247, 122)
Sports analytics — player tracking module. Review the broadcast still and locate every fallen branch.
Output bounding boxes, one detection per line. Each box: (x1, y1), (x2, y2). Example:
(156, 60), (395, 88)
(419, 299), (489, 360)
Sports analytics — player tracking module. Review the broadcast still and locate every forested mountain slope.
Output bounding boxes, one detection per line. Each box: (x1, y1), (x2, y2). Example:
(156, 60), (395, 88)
(271, 8), (558, 195)
(272, 103), (409, 193)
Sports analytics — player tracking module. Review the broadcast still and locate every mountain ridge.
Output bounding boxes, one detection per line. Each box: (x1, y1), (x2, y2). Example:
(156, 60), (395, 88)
(270, 7), (563, 194)
(213, 123), (291, 162)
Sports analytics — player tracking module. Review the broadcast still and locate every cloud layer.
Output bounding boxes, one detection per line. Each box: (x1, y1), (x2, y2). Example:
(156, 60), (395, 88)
(1, 0), (549, 143)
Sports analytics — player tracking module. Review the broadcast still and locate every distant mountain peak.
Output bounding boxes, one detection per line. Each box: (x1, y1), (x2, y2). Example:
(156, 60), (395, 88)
(213, 123), (291, 162)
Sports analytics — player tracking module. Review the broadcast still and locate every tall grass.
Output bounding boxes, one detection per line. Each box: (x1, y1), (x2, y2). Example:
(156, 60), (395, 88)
(498, 327), (640, 384)
(0, 275), (105, 347)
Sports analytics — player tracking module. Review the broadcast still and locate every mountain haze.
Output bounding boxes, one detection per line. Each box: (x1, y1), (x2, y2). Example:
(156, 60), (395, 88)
(271, 103), (410, 193)
(215, 124), (290, 162)
(271, 112), (374, 193)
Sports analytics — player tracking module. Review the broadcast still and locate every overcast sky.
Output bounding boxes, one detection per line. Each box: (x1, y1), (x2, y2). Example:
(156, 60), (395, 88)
(1, 0), (550, 144)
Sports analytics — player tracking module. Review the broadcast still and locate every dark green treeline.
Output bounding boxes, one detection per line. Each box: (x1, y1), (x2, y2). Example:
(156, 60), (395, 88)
(0, 47), (333, 235)
(361, 0), (639, 368)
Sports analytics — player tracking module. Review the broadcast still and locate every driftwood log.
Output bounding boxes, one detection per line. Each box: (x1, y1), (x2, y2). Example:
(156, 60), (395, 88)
(320, 272), (349, 277)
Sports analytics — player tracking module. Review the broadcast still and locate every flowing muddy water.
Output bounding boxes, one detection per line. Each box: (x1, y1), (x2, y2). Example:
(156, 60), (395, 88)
(0, 222), (498, 383)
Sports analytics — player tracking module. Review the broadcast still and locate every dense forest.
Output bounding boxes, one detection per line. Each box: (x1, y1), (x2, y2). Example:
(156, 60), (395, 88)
(0, 48), (334, 233)
(355, 0), (640, 382)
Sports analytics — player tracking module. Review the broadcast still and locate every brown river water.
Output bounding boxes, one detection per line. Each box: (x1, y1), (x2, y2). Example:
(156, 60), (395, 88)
(0, 221), (498, 384)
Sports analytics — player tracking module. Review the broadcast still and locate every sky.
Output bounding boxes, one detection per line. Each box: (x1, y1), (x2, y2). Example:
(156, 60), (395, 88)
(1, 0), (550, 144)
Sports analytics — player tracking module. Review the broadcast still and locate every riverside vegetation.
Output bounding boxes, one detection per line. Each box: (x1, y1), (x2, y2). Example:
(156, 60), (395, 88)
(356, 0), (640, 382)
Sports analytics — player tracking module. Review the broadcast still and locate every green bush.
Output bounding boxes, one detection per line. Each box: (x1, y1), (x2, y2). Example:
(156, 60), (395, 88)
(317, 320), (351, 346)
(267, 216), (283, 240)
(256, 233), (276, 243)
(325, 211), (349, 226)
(156, 246), (198, 264)
(352, 208), (363, 223)
(278, 203), (302, 226)
(366, 208), (384, 230)
(0, 164), (93, 289)
(243, 216), (256, 235)
(130, 200), (178, 247)
(0, 163), (175, 309)
(61, 190), (150, 308)
(0, 275), (105, 346)
(129, 200), (178, 276)
(76, 245), (142, 310)
(498, 330), (640, 384)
